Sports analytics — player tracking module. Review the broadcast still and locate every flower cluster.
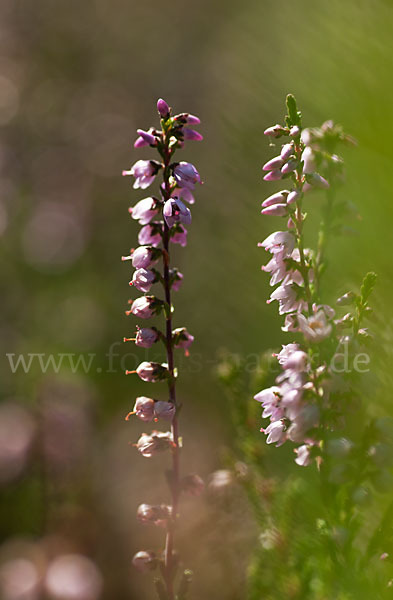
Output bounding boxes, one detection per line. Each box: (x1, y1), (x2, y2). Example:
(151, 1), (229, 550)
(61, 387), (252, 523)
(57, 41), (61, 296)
(254, 95), (373, 466)
(122, 98), (203, 597)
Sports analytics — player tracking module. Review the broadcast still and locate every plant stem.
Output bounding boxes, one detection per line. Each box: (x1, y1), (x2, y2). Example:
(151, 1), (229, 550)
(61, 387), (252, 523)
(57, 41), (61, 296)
(161, 135), (180, 600)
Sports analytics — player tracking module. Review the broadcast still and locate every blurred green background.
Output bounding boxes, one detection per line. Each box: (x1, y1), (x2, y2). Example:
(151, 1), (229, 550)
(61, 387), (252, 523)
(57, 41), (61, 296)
(1, 0), (393, 598)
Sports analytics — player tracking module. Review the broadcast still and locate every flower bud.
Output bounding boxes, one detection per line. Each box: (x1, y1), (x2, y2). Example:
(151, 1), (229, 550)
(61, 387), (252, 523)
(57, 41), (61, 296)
(281, 159), (298, 174)
(262, 190), (289, 208)
(280, 143), (294, 160)
(264, 124), (286, 137)
(135, 430), (173, 457)
(135, 327), (159, 348)
(127, 296), (162, 319)
(132, 550), (157, 572)
(174, 112), (201, 125)
(262, 156), (284, 171)
(289, 125), (300, 137)
(157, 98), (170, 119)
(137, 503), (172, 526)
(287, 190), (301, 205)
(154, 401), (176, 421)
(183, 128), (203, 141)
(263, 170), (282, 182)
(130, 197), (159, 225)
(136, 129), (157, 146)
(261, 204), (287, 216)
(134, 361), (169, 383)
(130, 268), (156, 293)
(132, 397), (155, 422)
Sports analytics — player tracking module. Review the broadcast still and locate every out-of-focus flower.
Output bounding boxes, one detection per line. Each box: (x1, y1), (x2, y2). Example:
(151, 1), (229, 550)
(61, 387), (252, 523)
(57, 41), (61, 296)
(44, 554), (103, 600)
(0, 558), (41, 600)
(0, 403), (36, 484)
(132, 551), (157, 573)
(181, 474), (205, 496)
(298, 310), (332, 343)
(135, 431), (173, 458)
(137, 504), (172, 526)
(154, 401), (175, 421)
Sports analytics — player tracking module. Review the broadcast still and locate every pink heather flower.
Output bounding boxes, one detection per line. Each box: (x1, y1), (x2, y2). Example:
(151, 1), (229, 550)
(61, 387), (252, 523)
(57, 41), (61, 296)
(290, 125), (300, 137)
(312, 303), (335, 320)
(132, 397), (155, 422)
(129, 296), (161, 319)
(301, 146), (317, 174)
(131, 246), (160, 269)
(135, 327), (159, 348)
(173, 162), (201, 190)
(261, 204), (287, 217)
(132, 551), (157, 572)
(130, 268), (156, 293)
(254, 386), (283, 420)
(264, 124), (286, 137)
(262, 190), (289, 208)
(260, 231), (295, 257)
(183, 128), (203, 141)
(276, 343), (301, 367)
(174, 112), (201, 125)
(298, 310), (332, 343)
(138, 223), (162, 247)
(130, 197), (159, 225)
(123, 160), (161, 190)
(287, 190), (300, 205)
(154, 401), (176, 421)
(134, 136), (149, 148)
(157, 98), (170, 118)
(280, 143), (294, 160)
(263, 170), (282, 182)
(176, 187), (195, 204)
(262, 255), (288, 286)
(163, 198), (192, 228)
(264, 420), (287, 446)
(171, 270), (183, 292)
(137, 503), (172, 526)
(136, 430), (173, 457)
(172, 327), (194, 355)
(295, 444), (312, 467)
(170, 225), (188, 247)
(282, 312), (300, 333)
(136, 129), (157, 146)
(135, 361), (169, 383)
(262, 156), (284, 171)
(268, 283), (305, 315)
(281, 159), (298, 174)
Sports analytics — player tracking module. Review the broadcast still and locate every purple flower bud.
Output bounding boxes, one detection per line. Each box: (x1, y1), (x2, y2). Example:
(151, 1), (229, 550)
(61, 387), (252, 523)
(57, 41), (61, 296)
(137, 503), (172, 526)
(183, 128), (203, 141)
(262, 156), (284, 171)
(130, 268), (156, 293)
(132, 397), (155, 421)
(181, 473), (205, 496)
(289, 125), (300, 137)
(130, 246), (160, 269)
(130, 197), (159, 225)
(123, 160), (161, 190)
(173, 162), (201, 190)
(261, 204), (287, 216)
(170, 224), (188, 247)
(172, 327), (194, 355)
(287, 217), (295, 229)
(281, 159), (298, 174)
(136, 129), (157, 146)
(287, 190), (301, 205)
(264, 124), (286, 138)
(128, 296), (162, 319)
(154, 401), (176, 421)
(135, 430), (173, 457)
(133, 361), (169, 382)
(280, 143), (294, 160)
(174, 113), (201, 125)
(157, 98), (170, 119)
(262, 190), (289, 208)
(138, 223), (162, 247)
(163, 198), (192, 228)
(134, 136), (149, 148)
(132, 551), (157, 572)
(263, 170), (282, 182)
(135, 327), (159, 348)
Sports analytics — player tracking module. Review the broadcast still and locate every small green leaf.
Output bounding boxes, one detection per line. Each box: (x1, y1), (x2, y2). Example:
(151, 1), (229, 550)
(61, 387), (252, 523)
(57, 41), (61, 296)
(360, 271), (377, 302)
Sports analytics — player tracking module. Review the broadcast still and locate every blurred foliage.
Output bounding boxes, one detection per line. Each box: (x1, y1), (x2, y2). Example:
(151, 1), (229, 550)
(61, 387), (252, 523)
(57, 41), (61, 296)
(1, 0), (393, 598)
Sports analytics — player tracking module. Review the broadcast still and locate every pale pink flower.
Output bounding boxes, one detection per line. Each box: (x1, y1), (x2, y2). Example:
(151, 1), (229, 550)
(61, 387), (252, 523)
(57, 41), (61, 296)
(264, 420), (287, 446)
(135, 327), (159, 348)
(136, 430), (173, 457)
(138, 224), (162, 247)
(129, 246), (160, 269)
(259, 231), (295, 257)
(130, 197), (159, 225)
(298, 310), (332, 343)
(132, 397), (155, 422)
(123, 160), (161, 190)
(295, 444), (312, 467)
(130, 268), (156, 293)
(134, 361), (168, 383)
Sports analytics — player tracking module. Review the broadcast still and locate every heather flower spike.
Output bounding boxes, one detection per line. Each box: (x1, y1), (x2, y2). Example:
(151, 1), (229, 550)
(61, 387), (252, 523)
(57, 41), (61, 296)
(255, 94), (376, 468)
(122, 98), (201, 598)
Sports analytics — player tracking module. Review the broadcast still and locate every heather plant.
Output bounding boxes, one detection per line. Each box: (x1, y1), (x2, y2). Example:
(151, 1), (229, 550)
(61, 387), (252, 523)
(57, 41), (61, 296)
(122, 99), (203, 600)
(218, 96), (393, 599)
